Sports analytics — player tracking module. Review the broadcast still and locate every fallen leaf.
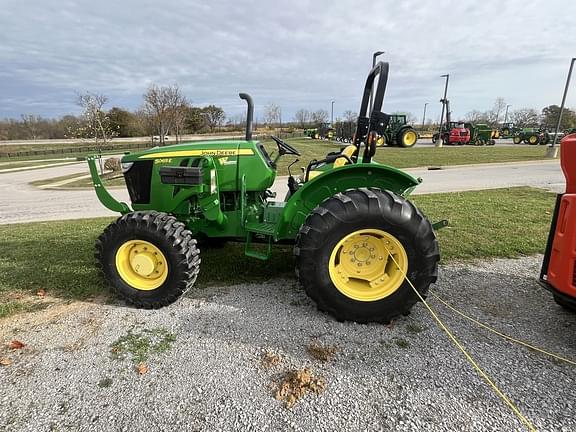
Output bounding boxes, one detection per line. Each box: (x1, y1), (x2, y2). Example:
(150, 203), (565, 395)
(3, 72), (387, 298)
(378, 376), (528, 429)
(36, 288), (46, 298)
(8, 340), (25, 350)
(385, 320), (396, 330)
(136, 362), (149, 375)
(0, 357), (12, 366)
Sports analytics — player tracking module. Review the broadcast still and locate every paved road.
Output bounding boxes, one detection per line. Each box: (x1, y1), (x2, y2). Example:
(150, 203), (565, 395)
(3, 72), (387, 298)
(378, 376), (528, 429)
(0, 159), (563, 224)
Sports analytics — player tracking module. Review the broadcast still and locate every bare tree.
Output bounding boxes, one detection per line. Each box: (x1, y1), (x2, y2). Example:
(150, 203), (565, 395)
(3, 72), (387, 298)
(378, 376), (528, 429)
(264, 103), (281, 126)
(171, 102), (191, 144)
(510, 108), (540, 128)
(143, 84), (186, 145)
(75, 92), (116, 147)
(487, 97), (507, 126)
(343, 110), (357, 123)
(464, 110), (490, 123)
(311, 109), (329, 125)
(20, 114), (42, 140)
(75, 92), (116, 173)
(293, 109), (310, 128)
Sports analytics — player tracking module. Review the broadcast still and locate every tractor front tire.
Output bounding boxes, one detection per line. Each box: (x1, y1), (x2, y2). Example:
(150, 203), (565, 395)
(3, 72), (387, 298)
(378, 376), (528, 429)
(528, 135), (540, 145)
(96, 211), (200, 309)
(295, 188), (439, 324)
(513, 136), (522, 144)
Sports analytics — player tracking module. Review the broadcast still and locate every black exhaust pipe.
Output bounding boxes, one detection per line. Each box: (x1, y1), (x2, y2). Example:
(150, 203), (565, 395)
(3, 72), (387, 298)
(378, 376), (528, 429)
(239, 93), (254, 141)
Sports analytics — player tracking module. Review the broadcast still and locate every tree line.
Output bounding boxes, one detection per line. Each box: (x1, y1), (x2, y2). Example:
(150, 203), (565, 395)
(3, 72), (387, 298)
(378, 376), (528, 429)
(0, 84), (226, 145)
(3, 89), (575, 143)
(463, 98), (576, 130)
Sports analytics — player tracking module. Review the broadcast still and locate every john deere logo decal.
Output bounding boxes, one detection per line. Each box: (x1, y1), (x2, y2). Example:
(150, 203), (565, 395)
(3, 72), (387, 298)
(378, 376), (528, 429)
(140, 149), (254, 159)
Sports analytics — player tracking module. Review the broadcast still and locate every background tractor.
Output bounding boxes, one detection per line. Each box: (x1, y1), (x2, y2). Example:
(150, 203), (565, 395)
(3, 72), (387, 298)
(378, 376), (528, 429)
(512, 128), (550, 145)
(304, 123), (334, 140)
(499, 122), (521, 139)
(88, 62), (440, 324)
(334, 120), (355, 143)
(334, 114), (418, 148)
(436, 122), (496, 146)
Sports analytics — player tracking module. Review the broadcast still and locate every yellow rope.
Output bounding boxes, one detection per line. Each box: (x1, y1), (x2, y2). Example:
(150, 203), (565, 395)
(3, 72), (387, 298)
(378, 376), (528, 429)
(430, 293), (576, 367)
(384, 248), (538, 432)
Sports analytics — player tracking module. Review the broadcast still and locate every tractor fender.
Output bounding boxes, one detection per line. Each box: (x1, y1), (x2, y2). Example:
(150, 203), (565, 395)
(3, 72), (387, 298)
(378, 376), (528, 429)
(276, 163), (421, 240)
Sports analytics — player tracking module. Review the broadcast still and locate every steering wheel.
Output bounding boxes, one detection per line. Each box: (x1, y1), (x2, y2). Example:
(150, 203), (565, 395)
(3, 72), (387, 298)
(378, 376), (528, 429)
(271, 135), (301, 156)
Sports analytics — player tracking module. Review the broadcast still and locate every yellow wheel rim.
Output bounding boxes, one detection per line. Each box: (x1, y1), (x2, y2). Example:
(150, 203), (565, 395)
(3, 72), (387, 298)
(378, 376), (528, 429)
(115, 240), (168, 290)
(529, 136), (537, 144)
(403, 131), (417, 147)
(328, 229), (408, 302)
(376, 136), (385, 146)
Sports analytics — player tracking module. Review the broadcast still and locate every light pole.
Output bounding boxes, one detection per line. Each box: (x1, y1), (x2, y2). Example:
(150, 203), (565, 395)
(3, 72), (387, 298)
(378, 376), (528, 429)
(436, 74), (450, 147)
(504, 104), (511, 124)
(548, 57), (576, 158)
(331, 100), (335, 125)
(369, 51), (385, 113)
(422, 102), (428, 130)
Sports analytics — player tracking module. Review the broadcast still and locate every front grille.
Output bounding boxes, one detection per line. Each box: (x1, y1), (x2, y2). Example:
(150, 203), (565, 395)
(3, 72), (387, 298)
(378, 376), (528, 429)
(124, 160), (153, 204)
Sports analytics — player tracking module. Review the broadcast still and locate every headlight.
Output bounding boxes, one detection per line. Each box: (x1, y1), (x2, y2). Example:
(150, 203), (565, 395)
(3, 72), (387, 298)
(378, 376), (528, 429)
(121, 162), (134, 173)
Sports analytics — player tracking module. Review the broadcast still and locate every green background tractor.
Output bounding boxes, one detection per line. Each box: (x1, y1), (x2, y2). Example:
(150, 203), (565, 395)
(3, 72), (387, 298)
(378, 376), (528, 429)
(334, 115), (418, 148)
(500, 122), (521, 139)
(304, 123), (334, 140)
(512, 128), (550, 145)
(375, 114), (419, 148)
(88, 62), (440, 324)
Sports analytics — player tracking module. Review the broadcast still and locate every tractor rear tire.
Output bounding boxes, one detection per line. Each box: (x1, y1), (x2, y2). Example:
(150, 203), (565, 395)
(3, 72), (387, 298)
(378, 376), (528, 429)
(294, 188), (439, 324)
(96, 211), (200, 309)
(502, 128), (510, 137)
(528, 135), (540, 145)
(398, 128), (418, 148)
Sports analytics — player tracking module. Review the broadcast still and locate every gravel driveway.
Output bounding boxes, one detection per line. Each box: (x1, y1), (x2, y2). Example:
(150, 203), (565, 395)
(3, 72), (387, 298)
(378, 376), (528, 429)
(0, 256), (574, 431)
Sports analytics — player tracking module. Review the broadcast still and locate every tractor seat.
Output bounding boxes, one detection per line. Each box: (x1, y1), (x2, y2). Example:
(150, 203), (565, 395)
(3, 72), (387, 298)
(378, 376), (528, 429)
(308, 145), (357, 180)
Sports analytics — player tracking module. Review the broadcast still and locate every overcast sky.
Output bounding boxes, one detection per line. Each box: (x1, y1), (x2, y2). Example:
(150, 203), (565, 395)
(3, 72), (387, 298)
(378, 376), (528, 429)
(1, 0), (575, 123)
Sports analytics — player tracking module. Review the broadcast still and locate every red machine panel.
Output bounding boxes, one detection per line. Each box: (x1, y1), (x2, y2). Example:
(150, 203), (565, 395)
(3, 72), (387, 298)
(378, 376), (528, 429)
(546, 135), (576, 299)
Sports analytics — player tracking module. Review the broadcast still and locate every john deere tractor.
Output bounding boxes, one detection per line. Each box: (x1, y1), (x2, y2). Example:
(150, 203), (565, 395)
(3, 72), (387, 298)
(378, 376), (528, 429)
(334, 115), (418, 147)
(512, 127), (550, 145)
(376, 114), (418, 148)
(500, 122), (520, 139)
(88, 62), (440, 324)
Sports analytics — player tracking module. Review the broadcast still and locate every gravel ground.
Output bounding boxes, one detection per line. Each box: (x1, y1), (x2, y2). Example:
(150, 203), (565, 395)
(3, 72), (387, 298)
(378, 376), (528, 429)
(0, 255), (574, 431)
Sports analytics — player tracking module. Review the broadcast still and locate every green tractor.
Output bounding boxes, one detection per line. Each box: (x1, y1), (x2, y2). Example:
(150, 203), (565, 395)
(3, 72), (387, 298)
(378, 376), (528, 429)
(304, 123), (334, 140)
(500, 122), (520, 139)
(512, 128), (550, 145)
(303, 128), (318, 139)
(335, 115), (418, 147)
(87, 62), (440, 324)
(376, 114), (418, 148)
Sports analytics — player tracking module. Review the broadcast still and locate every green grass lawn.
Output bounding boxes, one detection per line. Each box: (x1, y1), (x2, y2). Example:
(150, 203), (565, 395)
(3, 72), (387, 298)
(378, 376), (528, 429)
(0, 187), (555, 319)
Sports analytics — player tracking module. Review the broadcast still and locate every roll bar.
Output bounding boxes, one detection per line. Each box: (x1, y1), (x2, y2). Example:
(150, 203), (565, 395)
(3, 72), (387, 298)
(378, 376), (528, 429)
(353, 61), (391, 163)
(358, 61), (389, 117)
(239, 93), (254, 141)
